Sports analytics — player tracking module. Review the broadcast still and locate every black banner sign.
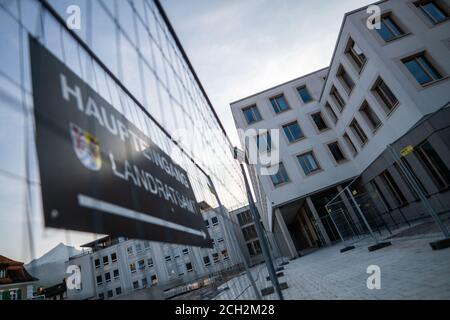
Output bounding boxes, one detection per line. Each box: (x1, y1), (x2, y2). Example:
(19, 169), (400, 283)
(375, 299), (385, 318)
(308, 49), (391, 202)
(30, 36), (212, 248)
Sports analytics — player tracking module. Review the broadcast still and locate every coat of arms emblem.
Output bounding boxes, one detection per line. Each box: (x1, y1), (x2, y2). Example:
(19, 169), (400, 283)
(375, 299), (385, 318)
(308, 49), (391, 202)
(70, 123), (102, 171)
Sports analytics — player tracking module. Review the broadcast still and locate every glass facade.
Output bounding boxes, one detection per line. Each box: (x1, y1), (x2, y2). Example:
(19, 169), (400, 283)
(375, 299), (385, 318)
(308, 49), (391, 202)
(0, 0), (247, 262)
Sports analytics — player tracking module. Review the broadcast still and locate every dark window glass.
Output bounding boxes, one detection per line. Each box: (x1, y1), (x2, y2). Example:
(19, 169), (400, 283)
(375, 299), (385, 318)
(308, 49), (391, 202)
(311, 112), (328, 131)
(242, 225), (258, 241)
(297, 152), (320, 175)
(297, 86), (313, 103)
(372, 78), (398, 113)
(242, 105), (262, 124)
(416, 141), (450, 189)
(203, 256), (211, 266)
(330, 86), (345, 111)
(343, 133), (358, 156)
(111, 252), (117, 262)
(102, 256), (109, 265)
(270, 162), (290, 186)
(416, 1), (448, 24)
(105, 272), (111, 282)
(113, 269), (119, 279)
(328, 142), (346, 163)
(377, 14), (405, 41)
(94, 259), (100, 268)
(256, 132), (272, 152)
(96, 275), (102, 285)
(350, 119), (368, 146)
(338, 66), (355, 93)
(270, 95), (290, 113)
(115, 287), (122, 295)
(282, 121), (304, 143)
(403, 53), (442, 85)
(360, 102), (381, 131)
(325, 102), (338, 123)
(381, 170), (408, 206)
(211, 216), (218, 225)
(346, 38), (367, 71)
(237, 211), (253, 226)
(185, 262), (193, 272)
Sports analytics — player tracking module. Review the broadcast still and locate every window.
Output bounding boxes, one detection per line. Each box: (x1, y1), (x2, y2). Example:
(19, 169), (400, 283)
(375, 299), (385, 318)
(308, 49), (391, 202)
(256, 131), (272, 152)
(401, 157), (428, 195)
(147, 258), (154, 268)
(144, 240), (150, 249)
(102, 256), (109, 266)
(98, 293), (104, 300)
(350, 119), (368, 146)
(105, 272), (111, 283)
(113, 269), (119, 279)
(204, 219), (210, 228)
(270, 162), (290, 186)
(107, 290), (113, 298)
(96, 275), (103, 286)
(381, 170), (408, 206)
(330, 86), (345, 111)
(370, 179), (392, 211)
(416, 141), (450, 189)
(0, 269), (7, 278)
(137, 259), (145, 270)
(94, 259), (100, 269)
(129, 263), (136, 273)
(372, 77), (398, 114)
(359, 101), (382, 131)
(403, 52), (442, 85)
(345, 38), (367, 72)
(415, 0), (448, 24)
(343, 133), (358, 156)
(270, 94), (290, 113)
(217, 237), (224, 243)
(297, 151), (321, 175)
(135, 243), (142, 253)
(164, 255), (171, 262)
(203, 256), (211, 266)
(111, 253), (117, 263)
(394, 163), (420, 201)
(133, 281), (139, 289)
(127, 246), (133, 256)
(282, 121), (304, 143)
(221, 250), (229, 260)
(328, 142), (347, 163)
(337, 65), (355, 93)
(297, 86), (313, 103)
(311, 112), (328, 131)
(242, 225), (258, 241)
(237, 210), (253, 226)
(185, 262), (193, 272)
(377, 14), (406, 42)
(150, 275), (158, 285)
(242, 105), (262, 125)
(142, 277), (148, 287)
(212, 253), (220, 263)
(325, 102), (338, 124)
(115, 287), (122, 295)
(182, 248), (189, 255)
(211, 216), (219, 226)
(247, 240), (262, 257)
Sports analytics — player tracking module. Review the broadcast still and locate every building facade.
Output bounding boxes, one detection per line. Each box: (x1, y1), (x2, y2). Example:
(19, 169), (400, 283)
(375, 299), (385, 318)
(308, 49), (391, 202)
(230, 0), (450, 258)
(66, 206), (243, 300)
(0, 255), (38, 300)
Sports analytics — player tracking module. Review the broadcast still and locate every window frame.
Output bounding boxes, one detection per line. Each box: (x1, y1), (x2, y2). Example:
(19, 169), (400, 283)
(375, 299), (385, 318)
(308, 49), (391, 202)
(327, 140), (348, 165)
(330, 86), (346, 112)
(345, 37), (367, 73)
(242, 105), (263, 125)
(359, 100), (382, 132)
(296, 85), (313, 104)
(376, 13), (407, 42)
(414, 0), (449, 25)
(371, 77), (399, 115)
(349, 118), (368, 146)
(337, 65), (355, 94)
(269, 162), (290, 187)
(269, 94), (291, 114)
(402, 51), (444, 86)
(310, 111), (329, 132)
(296, 150), (322, 176)
(282, 120), (305, 144)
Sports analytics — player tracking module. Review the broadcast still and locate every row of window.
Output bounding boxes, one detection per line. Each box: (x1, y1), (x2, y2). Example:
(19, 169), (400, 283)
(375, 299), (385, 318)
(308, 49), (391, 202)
(130, 257), (155, 273)
(98, 286), (122, 300)
(242, 85), (315, 125)
(269, 140), (350, 187)
(202, 250), (229, 266)
(96, 269), (120, 286)
(370, 140), (450, 210)
(94, 252), (118, 269)
(204, 216), (219, 228)
(126, 241), (152, 256)
(132, 274), (159, 290)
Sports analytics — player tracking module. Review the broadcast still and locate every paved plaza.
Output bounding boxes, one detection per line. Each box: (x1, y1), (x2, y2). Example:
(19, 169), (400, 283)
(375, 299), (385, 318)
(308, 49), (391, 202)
(216, 227), (450, 300)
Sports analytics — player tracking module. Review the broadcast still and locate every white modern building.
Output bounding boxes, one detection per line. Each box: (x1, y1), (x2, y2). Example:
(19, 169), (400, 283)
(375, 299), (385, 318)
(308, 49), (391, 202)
(231, 0), (450, 259)
(66, 205), (244, 300)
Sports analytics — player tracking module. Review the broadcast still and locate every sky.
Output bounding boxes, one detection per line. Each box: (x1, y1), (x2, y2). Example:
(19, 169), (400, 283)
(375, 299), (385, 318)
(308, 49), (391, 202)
(162, 0), (375, 146)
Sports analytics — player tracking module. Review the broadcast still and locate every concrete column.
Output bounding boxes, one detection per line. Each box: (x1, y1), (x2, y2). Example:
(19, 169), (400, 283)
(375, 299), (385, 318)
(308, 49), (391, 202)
(275, 208), (298, 259)
(305, 196), (331, 245)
